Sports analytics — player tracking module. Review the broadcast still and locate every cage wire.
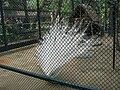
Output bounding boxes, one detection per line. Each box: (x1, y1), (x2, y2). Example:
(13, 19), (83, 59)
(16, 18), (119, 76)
(0, 0), (119, 90)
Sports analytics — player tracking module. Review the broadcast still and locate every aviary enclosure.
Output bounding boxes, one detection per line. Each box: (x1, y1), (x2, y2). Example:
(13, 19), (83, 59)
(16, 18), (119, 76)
(0, 0), (119, 90)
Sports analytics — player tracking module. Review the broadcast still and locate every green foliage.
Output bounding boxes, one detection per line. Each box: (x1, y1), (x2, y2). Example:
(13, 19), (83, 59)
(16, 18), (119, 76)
(27, 0), (44, 9)
(61, 0), (72, 17)
(0, 26), (3, 34)
(3, 0), (120, 29)
(49, 0), (58, 12)
(27, 0), (73, 17)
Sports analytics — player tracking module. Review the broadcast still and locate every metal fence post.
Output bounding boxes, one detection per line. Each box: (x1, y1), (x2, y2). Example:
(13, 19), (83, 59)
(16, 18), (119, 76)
(58, 0), (63, 21)
(109, 0), (116, 69)
(116, 0), (120, 51)
(36, 0), (42, 39)
(71, 0), (74, 13)
(104, 0), (107, 34)
(109, 1), (112, 35)
(0, 0), (7, 50)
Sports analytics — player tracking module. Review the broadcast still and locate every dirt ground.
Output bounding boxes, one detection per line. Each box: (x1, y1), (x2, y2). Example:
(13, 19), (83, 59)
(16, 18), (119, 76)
(0, 35), (119, 90)
(0, 45), (77, 90)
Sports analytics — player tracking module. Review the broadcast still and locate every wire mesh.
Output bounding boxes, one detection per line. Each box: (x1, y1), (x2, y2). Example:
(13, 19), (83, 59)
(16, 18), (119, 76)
(0, 0), (39, 46)
(0, 0), (119, 90)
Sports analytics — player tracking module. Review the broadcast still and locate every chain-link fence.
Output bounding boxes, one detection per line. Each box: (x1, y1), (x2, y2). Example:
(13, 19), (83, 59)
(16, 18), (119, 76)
(0, 0), (39, 52)
(0, 0), (119, 90)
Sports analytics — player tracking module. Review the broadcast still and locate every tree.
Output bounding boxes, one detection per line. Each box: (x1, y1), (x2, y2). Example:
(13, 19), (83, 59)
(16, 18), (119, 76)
(27, 0), (44, 9)
(27, 0), (119, 28)
(61, 0), (72, 17)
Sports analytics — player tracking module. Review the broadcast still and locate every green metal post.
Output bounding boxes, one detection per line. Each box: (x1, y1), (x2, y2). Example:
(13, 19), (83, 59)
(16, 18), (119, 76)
(116, 0), (120, 50)
(58, 0), (63, 21)
(0, 64), (99, 90)
(36, 0), (42, 39)
(104, 0), (107, 34)
(0, 0), (7, 50)
(109, 0), (116, 69)
(71, 0), (74, 13)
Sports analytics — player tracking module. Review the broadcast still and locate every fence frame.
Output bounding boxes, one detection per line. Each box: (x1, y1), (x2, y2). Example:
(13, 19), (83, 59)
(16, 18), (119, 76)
(0, 0), (119, 89)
